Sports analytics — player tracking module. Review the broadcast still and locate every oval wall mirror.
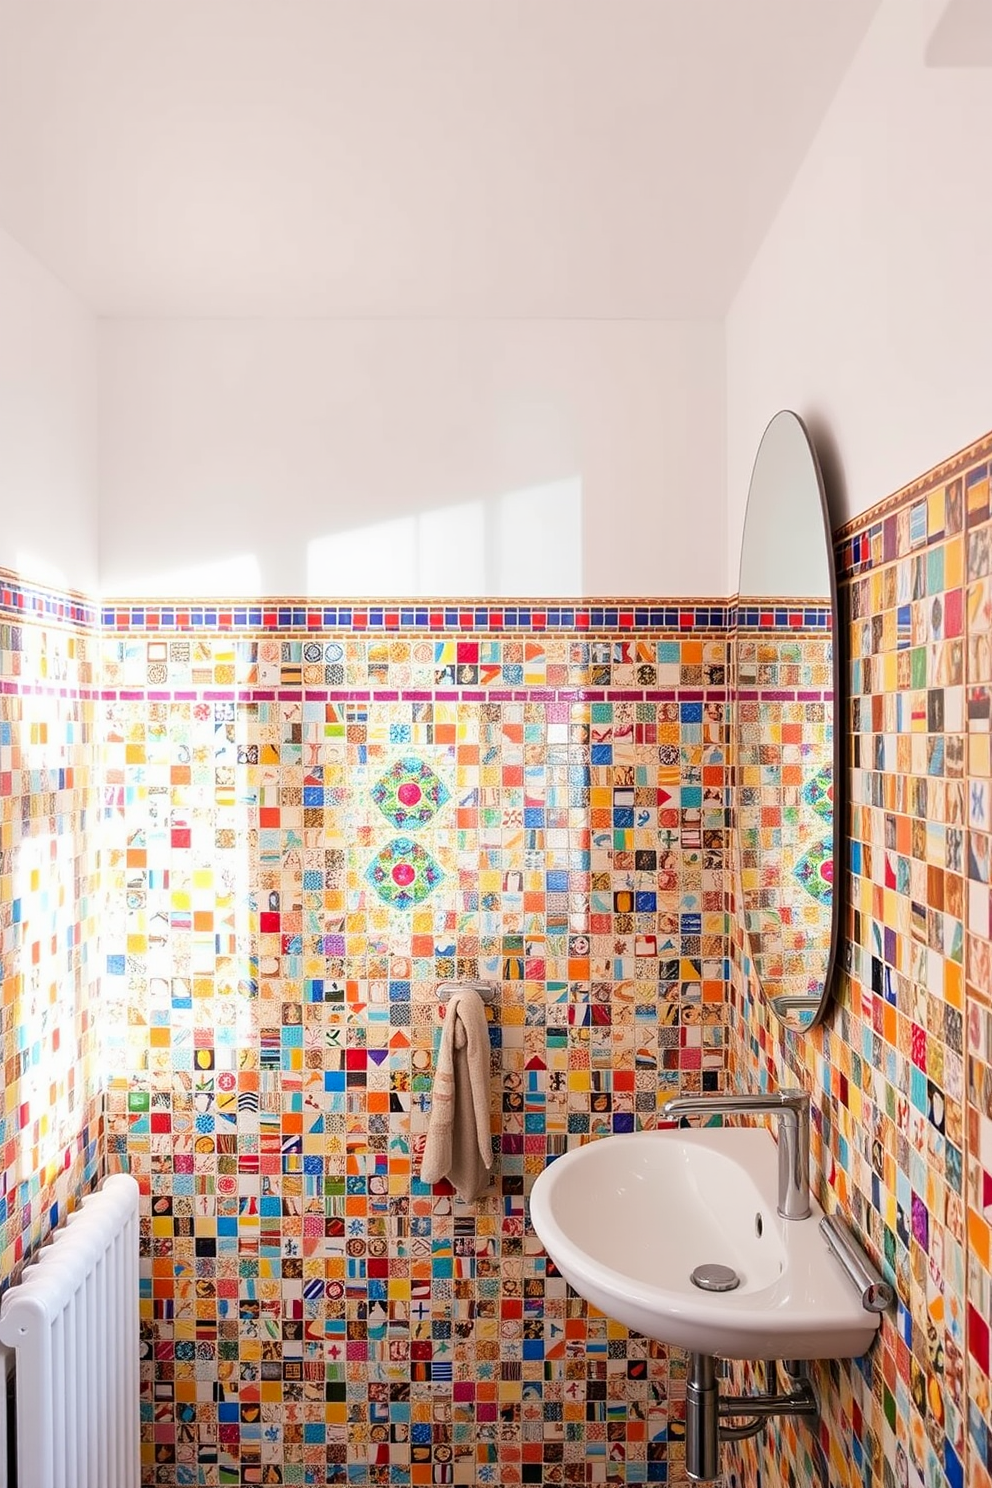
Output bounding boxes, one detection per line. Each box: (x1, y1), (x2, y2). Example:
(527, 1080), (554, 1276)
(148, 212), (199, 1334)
(735, 411), (839, 1031)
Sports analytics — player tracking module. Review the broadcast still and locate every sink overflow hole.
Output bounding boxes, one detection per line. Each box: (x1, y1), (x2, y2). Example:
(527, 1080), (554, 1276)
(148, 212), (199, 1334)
(690, 1263), (740, 1293)
(755, 1212), (763, 1238)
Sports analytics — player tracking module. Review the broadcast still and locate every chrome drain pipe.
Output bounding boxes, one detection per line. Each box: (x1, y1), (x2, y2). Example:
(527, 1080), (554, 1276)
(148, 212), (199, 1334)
(686, 1354), (720, 1483)
(685, 1355), (819, 1483)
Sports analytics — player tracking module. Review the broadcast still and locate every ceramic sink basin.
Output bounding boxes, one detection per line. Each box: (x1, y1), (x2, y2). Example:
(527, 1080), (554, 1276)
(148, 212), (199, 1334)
(529, 1126), (881, 1360)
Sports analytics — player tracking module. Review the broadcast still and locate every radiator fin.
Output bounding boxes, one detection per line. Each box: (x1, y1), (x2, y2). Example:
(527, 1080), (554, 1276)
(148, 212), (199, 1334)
(0, 1175), (140, 1488)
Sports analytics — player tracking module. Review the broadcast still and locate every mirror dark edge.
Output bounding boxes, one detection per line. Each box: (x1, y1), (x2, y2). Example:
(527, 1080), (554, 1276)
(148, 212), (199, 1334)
(734, 411), (841, 1034)
(795, 411), (841, 1033)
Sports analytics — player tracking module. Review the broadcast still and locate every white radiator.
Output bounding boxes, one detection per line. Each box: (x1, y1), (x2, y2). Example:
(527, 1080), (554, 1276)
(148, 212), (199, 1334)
(0, 1174), (140, 1488)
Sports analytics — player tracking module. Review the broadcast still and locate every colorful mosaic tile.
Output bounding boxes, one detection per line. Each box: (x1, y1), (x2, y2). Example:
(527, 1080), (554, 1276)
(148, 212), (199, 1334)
(0, 610), (103, 1288)
(728, 432), (992, 1488)
(7, 427), (992, 1488)
(735, 624), (835, 1006)
(97, 629), (728, 697)
(91, 619), (729, 1486)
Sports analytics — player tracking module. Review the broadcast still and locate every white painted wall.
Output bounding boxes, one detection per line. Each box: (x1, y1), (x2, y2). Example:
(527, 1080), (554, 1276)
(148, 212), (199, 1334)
(726, 0), (992, 586)
(0, 225), (98, 591)
(98, 318), (725, 598)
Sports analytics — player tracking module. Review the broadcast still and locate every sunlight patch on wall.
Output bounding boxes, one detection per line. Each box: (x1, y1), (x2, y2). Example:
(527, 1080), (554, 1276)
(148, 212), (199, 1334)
(14, 551), (69, 593)
(309, 510), (482, 597)
(307, 478), (582, 597)
(11, 696), (80, 1192)
(488, 479), (582, 597)
(100, 552), (263, 599)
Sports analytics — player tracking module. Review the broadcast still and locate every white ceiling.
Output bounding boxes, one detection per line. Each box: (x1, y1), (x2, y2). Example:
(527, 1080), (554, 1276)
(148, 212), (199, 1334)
(0, 1), (879, 318)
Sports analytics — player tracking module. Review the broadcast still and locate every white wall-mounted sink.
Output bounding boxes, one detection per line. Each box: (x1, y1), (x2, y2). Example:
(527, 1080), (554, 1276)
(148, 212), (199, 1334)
(529, 1126), (881, 1360)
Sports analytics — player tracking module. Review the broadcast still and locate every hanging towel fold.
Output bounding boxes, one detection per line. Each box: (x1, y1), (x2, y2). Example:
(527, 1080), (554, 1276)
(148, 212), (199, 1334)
(420, 984), (494, 1202)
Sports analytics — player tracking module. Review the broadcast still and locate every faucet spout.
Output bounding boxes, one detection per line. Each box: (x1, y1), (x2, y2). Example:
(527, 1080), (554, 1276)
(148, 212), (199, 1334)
(659, 1089), (811, 1220)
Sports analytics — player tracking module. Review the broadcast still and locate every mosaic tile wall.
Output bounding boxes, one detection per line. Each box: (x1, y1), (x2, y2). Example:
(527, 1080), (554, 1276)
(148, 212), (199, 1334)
(0, 583), (103, 1289)
(727, 431), (992, 1488)
(16, 417), (990, 1488)
(735, 618), (834, 1009)
(97, 614), (730, 1485)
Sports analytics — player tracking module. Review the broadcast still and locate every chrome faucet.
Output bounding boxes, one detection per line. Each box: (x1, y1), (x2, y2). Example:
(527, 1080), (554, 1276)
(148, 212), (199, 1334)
(658, 1089), (811, 1220)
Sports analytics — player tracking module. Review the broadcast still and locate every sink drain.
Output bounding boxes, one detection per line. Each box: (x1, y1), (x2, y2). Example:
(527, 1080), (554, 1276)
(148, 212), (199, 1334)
(690, 1263), (740, 1292)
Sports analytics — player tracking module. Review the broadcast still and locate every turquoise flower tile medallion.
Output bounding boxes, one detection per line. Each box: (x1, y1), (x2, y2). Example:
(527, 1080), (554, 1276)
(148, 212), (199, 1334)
(366, 837), (444, 909)
(370, 755), (450, 830)
(793, 838), (833, 904)
(802, 765), (833, 821)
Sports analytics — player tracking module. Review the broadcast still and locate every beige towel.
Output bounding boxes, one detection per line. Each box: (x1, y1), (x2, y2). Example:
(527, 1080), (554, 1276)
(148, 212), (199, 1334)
(420, 986), (494, 1201)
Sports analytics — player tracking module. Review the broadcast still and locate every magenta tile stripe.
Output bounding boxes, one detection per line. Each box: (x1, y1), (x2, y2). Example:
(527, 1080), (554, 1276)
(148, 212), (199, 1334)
(736, 689), (833, 702)
(96, 686), (730, 704)
(0, 680), (101, 699)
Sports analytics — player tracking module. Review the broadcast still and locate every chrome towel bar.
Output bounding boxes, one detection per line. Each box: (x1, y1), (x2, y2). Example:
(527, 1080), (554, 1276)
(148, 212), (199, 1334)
(819, 1214), (894, 1313)
(437, 980), (498, 1004)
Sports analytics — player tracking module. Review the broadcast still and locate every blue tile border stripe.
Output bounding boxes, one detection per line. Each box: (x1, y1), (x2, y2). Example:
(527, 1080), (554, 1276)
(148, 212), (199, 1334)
(99, 600), (732, 633)
(735, 604), (832, 629)
(0, 571), (99, 629)
(0, 569), (838, 637)
(0, 568), (735, 634)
